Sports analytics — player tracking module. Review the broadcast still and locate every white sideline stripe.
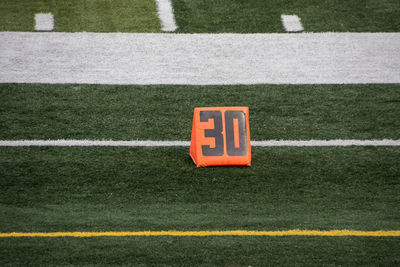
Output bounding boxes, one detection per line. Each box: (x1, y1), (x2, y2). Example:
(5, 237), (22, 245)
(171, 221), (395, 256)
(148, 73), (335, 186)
(1, 32), (399, 84)
(35, 13), (54, 31)
(0, 140), (399, 147)
(281, 15), (303, 32)
(155, 0), (178, 32)
(0, 32), (400, 85)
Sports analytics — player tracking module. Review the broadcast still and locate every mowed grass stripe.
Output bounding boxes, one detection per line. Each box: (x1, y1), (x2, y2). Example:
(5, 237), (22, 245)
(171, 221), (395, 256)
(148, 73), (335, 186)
(1, 147), (399, 232)
(0, 0), (161, 32)
(172, 0), (400, 33)
(1, 237), (399, 266)
(2, 230), (400, 237)
(1, 84), (399, 140)
(1, 0), (400, 33)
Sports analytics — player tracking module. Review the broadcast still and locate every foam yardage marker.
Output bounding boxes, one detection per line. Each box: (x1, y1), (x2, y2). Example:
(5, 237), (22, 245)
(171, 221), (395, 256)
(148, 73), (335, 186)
(190, 107), (251, 167)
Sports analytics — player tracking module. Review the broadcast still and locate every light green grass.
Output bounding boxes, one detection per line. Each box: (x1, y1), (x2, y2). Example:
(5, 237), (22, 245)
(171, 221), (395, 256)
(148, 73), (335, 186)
(0, 0), (161, 32)
(0, 84), (399, 140)
(172, 0), (400, 33)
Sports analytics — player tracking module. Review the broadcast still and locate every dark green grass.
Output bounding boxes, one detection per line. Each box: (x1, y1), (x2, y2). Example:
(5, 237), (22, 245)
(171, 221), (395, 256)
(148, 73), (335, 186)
(1, 146), (399, 265)
(172, 0), (400, 33)
(1, 237), (399, 265)
(0, 0), (161, 32)
(1, 83), (399, 265)
(1, 84), (399, 140)
(1, 147), (399, 232)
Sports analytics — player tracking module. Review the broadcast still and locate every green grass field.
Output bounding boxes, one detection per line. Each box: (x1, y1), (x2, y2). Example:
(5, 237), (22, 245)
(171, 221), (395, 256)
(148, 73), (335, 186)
(1, 84), (399, 140)
(0, 0), (160, 32)
(1, 146), (399, 232)
(1, 0), (400, 32)
(172, 0), (400, 33)
(1, 0), (400, 265)
(1, 84), (399, 264)
(1, 237), (399, 265)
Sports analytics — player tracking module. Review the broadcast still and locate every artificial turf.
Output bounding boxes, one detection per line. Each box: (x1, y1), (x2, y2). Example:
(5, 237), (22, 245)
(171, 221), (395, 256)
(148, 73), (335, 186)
(1, 146), (399, 232)
(0, 0), (161, 32)
(172, 0), (400, 33)
(0, 84), (399, 140)
(1, 237), (399, 265)
(1, 84), (399, 234)
(1, 85), (399, 265)
(1, 145), (399, 264)
(1, 0), (400, 33)
(2, 1), (400, 265)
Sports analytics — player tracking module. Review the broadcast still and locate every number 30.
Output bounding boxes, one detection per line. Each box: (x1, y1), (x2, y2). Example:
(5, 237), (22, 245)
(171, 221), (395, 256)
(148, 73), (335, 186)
(200, 110), (248, 157)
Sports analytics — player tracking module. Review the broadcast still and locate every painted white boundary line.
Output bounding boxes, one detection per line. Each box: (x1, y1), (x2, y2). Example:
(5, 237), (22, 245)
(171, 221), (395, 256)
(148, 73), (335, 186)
(281, 15), (303, 32)
(155, 0), (178, 32)
(0, 140), (399, 147)
(1, 32), (399, 84)
(35, 13), (54, 31)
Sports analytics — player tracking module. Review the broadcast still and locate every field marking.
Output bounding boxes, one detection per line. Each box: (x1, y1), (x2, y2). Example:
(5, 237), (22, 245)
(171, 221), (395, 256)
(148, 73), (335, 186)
(35, 13), (54, 31)
(1, 32), (399, 84)
(0, 140), (190, 147)
(281, 15), (303, 32)
(155, 0), (178, 32)
(1, 230), (400, 238)
(251, 140), (400, 147)
(0, 140), (399, 147)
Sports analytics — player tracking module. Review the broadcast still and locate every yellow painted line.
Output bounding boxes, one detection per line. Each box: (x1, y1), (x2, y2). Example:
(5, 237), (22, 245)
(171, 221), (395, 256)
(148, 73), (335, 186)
(1, 230), (400, 238)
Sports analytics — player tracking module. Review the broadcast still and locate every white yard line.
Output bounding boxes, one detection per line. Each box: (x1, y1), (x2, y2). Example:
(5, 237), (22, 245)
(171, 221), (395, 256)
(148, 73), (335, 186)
(0, 140), (399, 147)
(35, 13), (54, 31)
(0, 140), (190, 147)
(251, 140), (400, 147)
(281, 15), (303, 32)
(0, 32), (399, 84)
(155, 0), (178, 32)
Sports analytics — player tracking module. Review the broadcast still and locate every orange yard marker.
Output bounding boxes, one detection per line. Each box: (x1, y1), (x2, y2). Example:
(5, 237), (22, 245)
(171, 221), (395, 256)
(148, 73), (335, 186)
(190, 107), (251, 167)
